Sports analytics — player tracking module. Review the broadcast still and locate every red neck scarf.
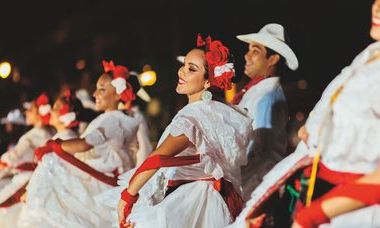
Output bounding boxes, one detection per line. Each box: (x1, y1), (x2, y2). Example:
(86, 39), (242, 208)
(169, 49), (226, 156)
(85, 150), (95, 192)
(231, 75), (268, 105)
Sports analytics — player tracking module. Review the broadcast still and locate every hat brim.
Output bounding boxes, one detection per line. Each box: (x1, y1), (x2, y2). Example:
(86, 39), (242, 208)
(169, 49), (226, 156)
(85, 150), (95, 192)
(237, 33), (299, 71)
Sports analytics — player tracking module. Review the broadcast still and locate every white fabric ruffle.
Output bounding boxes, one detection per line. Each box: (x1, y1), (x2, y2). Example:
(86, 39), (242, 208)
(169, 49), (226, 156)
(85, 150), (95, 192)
(80, 110), (139, 173)
(1, 127), (52, 168)
(165, 100), (252, 191)
(305, 42), (380, 174)
(0, 129), (77, 228)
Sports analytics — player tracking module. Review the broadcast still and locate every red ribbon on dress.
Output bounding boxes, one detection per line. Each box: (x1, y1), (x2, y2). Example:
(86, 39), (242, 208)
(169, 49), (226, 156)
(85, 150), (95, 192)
(0, 161), (36, 207)
(0, 161), (36, 171)
(304, 162), (364, 185)
(120, 154), (200, 227)
(121, 153), (243, 227)
(15, 162), (37, 171)
(231, 76), (267, 105)
(129, 154), (201, 184)
(0, 183), (27, 208)
(40, 140), (118, 186)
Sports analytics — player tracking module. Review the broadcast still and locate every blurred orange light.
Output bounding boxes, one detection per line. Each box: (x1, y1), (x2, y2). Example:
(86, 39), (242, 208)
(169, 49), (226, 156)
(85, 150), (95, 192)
(297, 80), (308, 90)
(225, 83), (236, 103)
(296, 112), (305, 122)
(76, 59), (86, 70)
(139, 70), (157, 86)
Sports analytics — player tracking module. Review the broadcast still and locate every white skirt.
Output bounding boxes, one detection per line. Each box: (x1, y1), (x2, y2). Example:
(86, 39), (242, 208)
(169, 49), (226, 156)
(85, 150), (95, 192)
(0, 203), (22, 228)
(130, 181), (232, 228)
(96, 169), (232, 228)
(17, 153), (115, 228)
(0, 171), (32, 228)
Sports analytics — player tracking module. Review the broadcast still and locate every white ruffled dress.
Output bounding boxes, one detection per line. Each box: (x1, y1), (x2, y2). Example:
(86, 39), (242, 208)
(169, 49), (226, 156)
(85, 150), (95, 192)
(97, 100), (253, 228)
(0, 129), (70, 228)
(127, 106), (153, 166)
(18, 110), (139, 228)
(230, 42), (380, 227)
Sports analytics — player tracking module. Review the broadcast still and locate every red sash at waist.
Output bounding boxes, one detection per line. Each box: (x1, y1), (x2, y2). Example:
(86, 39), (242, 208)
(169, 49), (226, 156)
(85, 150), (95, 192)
(167, 178), (243, 221)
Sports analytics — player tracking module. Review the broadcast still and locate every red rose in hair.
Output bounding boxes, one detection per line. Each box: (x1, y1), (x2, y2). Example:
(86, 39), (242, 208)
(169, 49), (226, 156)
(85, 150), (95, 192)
(210, 70), (234, 90)
(112, 65), (129, 79)
(120, 83), (136, 102)
(205, 41), (230, 66)
(36, 93), (49, 106)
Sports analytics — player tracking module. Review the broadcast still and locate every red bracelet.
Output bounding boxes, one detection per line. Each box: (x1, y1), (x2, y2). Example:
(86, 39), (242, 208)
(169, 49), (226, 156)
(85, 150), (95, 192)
(295, 200), (330, 228)
(121, 189), (139, 204)
(47, 139), (65, 154)
(35, 145), (53, 161)
(120, 189), (139, 226)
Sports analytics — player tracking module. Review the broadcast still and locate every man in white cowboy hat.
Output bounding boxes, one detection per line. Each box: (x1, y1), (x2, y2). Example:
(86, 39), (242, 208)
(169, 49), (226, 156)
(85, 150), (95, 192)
(232, 23), (299, 200)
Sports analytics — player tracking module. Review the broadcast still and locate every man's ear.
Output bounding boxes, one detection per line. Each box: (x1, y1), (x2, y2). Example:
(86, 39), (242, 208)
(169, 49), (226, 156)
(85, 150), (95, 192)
(268, 54), (281, 67)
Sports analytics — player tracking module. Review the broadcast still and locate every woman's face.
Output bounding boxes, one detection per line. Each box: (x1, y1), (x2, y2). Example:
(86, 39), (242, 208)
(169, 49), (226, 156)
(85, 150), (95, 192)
(25, 103), (39, 126)
(176, 49), (210, 96)
(93, 74), (120, 112)
(371, 0), (380, 40)
(50, 99), (63, 128)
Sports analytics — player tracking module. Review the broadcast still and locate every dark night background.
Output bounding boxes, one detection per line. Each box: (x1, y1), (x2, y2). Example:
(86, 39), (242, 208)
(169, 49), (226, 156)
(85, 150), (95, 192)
(0, 0), (375, 148)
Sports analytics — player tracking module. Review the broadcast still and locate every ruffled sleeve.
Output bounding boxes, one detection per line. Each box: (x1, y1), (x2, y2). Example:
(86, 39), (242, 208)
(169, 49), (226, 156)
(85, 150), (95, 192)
(1, 135), (32, 166)
(84, 113), (125, 146)
(166, 101), (253, 180)
(1, 128), (50, 167)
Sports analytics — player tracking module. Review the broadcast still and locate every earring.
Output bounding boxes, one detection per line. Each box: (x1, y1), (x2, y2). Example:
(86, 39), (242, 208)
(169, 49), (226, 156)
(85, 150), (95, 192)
(201, 90), (212, 101)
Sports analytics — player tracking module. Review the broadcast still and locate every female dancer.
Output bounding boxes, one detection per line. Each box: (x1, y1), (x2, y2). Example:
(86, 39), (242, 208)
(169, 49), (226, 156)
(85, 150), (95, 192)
(18, 61), (140, 228)
(0, 93), (53, 228)
(111, 35), (253, 228)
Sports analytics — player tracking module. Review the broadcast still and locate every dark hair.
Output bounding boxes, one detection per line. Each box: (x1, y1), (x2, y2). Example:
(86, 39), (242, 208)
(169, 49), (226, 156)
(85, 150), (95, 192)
(193, 47), (231, 102)
(101, 72), (141, 102)
(265, 27), (292, 76)
(57, 91), (85, 130)
(128, 75), (141, 95)
(265, 47), (289, 76)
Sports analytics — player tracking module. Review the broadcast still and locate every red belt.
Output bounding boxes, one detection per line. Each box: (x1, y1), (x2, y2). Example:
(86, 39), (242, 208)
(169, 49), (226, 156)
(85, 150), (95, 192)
(166, 178), (243, 221)
(167, 177), (221, 190)
(126, 154), (243, 221)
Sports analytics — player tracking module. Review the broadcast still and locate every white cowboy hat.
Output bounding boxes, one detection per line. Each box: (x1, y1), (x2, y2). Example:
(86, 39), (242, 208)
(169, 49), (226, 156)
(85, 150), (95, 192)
(236, 23), (299, 71)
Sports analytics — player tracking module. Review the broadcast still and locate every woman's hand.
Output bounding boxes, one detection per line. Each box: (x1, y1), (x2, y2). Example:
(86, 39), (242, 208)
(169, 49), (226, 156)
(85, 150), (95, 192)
(298, 125), (309, 144)
(118, 199), (127, 226)
(20, 192), (28, 202)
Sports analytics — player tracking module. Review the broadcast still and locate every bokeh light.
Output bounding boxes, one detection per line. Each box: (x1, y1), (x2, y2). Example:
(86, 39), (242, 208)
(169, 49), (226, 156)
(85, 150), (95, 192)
(0, 62), (11, 79)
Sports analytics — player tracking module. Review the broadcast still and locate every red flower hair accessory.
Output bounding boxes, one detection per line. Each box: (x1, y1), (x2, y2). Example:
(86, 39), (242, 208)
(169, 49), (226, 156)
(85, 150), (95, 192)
(102, 60), (136, 103)
(58, 89), (79, 128)
(36, 93), (51, 125)
(196, 34), (235, 90)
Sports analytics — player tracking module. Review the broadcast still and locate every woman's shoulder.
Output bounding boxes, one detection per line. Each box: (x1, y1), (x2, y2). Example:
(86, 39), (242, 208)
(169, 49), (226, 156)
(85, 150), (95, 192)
(174, 100), (252, 133)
